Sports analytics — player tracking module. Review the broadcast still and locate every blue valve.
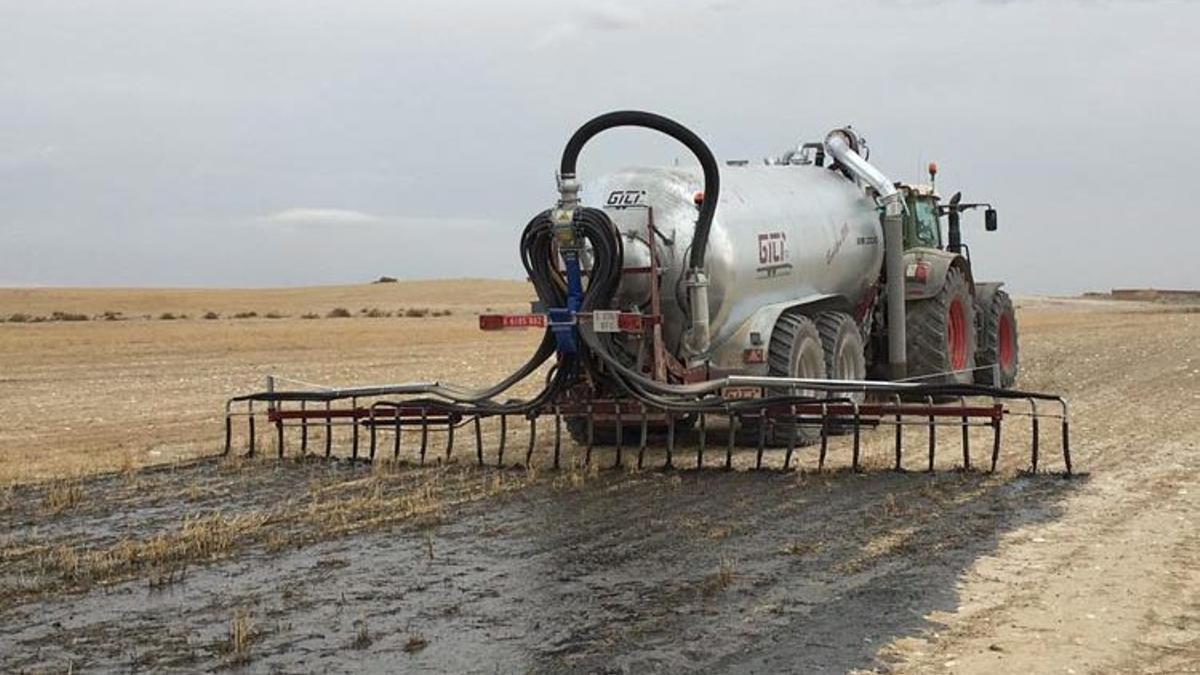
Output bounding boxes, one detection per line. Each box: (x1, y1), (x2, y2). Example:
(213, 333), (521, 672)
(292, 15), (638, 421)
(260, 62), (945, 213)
(549, 249), (585, 355)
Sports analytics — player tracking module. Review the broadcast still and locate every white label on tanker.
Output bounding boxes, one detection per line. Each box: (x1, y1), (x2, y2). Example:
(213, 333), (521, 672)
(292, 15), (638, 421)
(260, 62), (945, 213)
(593, 310), (620, 333)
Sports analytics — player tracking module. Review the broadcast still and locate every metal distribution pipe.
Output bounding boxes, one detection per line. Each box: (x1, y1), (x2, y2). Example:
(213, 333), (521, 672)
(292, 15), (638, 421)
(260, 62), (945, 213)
(824, 129), (908, 380)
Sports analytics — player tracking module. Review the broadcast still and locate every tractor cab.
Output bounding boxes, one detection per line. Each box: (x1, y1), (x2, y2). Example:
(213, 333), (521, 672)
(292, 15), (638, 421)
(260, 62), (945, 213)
(898, 164), (999, 257)
(900, 183), (943, 251)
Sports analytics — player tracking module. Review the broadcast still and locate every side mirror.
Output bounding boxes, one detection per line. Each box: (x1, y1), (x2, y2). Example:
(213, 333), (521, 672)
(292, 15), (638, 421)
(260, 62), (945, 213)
(985, 208), (998, 231)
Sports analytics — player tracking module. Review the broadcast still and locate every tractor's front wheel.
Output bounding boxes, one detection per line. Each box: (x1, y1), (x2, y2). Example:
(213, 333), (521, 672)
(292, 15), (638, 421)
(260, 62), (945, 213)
(974, 289), (1019, 388)
(905, 266), (977, 384)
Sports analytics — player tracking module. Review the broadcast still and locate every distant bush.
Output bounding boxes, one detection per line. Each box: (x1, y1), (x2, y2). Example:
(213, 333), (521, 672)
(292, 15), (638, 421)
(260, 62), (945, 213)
(232, 311), (258, 319)
(6, 313), (30, 323)
(327, 307), (352, 318)
(432, 309), (453, 317)
(30, 316), (48, 323)
(159, 312), (178, 320)
(301, 312), (320, 320)
(364, 308), (392, 318)
(50, 311), (89, 322)
(264, 311), (286, 319)
(373, 276), (398, 284)
(203, 311), (220, 320)
(403, 308), (430, 318)
(100, 311), (125, 321)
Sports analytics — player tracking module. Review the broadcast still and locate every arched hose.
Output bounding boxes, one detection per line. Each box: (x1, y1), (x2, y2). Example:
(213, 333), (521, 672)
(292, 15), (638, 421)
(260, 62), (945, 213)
(559, 110), (720, 272)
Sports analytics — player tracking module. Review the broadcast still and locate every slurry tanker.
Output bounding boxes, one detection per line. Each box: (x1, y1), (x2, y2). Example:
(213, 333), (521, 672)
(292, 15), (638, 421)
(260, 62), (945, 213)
(228, 111), (1068, 475)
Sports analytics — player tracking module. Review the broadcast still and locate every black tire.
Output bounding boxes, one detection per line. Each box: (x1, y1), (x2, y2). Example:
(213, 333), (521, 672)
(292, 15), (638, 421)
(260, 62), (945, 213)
(741, 312), (827, 446)
(974, 290), (1019, 388)
(906, 266), (976, 384)
(814, 311), (866, 399)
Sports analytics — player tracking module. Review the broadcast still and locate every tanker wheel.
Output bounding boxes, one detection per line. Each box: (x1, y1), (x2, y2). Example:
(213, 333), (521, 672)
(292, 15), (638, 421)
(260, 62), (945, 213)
(740, 311), (827, 446)
(974, 289), (1019, 388)
(815, 311), (866, 399)
(905, 266), (976, 384)
(814, 311), (866, 437)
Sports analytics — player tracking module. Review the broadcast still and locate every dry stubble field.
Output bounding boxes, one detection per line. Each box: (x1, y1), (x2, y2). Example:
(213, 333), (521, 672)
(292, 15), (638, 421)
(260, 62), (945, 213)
(0, 281), (1198, 673)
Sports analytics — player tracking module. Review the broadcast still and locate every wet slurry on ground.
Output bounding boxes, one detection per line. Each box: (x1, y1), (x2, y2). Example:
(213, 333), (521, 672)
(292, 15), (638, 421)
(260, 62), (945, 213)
(0, 459), (1077, 673)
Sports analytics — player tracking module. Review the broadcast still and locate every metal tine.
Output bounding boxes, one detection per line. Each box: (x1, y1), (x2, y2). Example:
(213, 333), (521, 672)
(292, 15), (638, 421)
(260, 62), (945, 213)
(783, 404), (797, 470)
(613, 404), (624, 469)
(525, 416), (537, 466)
(552, 409), (561, 470)
(851, 399), (861, 472)
(300, 400), (308, 455)
(419, 408), (429, 465)
(351, 397), (360, 461)
(584, 403), (594, 466)
(960, 395), (970, 470)
(394, 407), (403, 460)
(1029, 398), (1040, 473)
(368, 406), (377, 461)
(637, 404), (648, 470)
(498, 414), (508, 468)
(697, 412), (707, 468)
(725, 414), (736, 470)
(248, 400), (256, 457)
(474, 416), (484, 466)
(445, 415), (455, 461)
(817, 403), (828, 470)
(893, 393), (903, 471)
(926, 395), (935, 472)
(1060, 399), (1072, 476)
(665, 412), (675, 469)
(324, 400), (332, 458)
(224, 402), (233, 455)
(990, 396), (1002, 472)
(754, 410), (766, 469)
(276, 401), (285, 459)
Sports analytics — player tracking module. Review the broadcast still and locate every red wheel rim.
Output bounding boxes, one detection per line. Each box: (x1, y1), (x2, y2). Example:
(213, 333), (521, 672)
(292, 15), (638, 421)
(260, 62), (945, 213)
(948, 298), (968, 370)
(998, 313), (1014, 370)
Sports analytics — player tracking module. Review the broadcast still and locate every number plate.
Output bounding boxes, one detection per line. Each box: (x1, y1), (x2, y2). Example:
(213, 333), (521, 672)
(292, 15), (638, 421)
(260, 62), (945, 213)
(721, 386), (764, 400)
(593, 310), (620, 333)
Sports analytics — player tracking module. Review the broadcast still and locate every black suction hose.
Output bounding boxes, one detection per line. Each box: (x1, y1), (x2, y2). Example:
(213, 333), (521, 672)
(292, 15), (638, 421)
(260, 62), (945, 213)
(559, 110), (720, 272)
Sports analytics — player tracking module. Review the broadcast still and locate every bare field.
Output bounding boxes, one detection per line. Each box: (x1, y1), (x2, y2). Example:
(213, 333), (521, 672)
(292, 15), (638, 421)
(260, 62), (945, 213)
(0, 281), (535, 483)
(1, 282), (1198, 673)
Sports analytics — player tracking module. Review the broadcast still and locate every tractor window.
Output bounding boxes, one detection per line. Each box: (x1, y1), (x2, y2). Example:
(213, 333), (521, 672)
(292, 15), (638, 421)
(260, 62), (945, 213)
(907, 198), (942, 249)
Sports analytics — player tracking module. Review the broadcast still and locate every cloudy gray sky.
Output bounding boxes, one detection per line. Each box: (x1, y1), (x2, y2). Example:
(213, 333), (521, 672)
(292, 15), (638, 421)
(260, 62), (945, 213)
(2, 0), (1198, 293)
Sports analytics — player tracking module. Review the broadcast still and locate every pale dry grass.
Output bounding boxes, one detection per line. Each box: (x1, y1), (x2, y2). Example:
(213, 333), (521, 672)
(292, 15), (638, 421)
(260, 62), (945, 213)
(42, 479), (84, 513)
(225, 608), (255, 665)
(37, 511), (269, 586)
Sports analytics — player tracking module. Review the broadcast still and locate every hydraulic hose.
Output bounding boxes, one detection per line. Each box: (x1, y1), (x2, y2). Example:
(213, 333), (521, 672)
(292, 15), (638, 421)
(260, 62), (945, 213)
(559, 110), (720, 272)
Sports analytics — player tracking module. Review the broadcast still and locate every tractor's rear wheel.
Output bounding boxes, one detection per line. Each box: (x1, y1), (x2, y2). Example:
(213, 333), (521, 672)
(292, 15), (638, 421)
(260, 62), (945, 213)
(905, 266), (976, 384)
(974, 290), (1019, 388)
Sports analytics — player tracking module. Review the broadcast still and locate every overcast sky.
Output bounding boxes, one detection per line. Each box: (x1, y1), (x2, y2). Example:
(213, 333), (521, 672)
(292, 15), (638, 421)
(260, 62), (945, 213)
(2, 0), (1198, 293)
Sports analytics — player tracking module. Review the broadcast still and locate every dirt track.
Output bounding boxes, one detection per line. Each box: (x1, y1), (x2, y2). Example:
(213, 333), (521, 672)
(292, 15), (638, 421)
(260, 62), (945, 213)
(1, 290), (1198, 673)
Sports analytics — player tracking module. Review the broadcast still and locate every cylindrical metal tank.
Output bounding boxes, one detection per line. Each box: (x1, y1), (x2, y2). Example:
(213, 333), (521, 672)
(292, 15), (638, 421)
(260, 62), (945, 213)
(591, 164), (884, 356)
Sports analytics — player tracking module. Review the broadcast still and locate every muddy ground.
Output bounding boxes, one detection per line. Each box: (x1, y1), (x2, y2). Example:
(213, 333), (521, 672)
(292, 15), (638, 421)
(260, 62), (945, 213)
(1, 295), (1198, 673)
